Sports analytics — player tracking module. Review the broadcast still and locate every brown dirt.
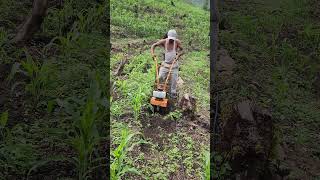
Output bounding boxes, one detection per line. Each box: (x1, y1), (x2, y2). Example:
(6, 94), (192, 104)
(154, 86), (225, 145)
(140, 114), (176, 151)
(0, 63), (27, 128)
(219, 100), (275, 179)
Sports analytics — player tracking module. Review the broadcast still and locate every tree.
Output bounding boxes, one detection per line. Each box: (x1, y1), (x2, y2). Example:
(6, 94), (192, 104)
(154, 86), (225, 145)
(12, 0), (48, 44)
(203, 0), (209, 10)
(210, 0), (219, 86)
(210, 0), (219, 149)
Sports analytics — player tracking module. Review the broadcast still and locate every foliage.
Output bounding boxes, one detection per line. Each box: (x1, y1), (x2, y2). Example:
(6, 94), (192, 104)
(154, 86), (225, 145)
(110, 125), (141, 179)
(0, 0), (109, 178)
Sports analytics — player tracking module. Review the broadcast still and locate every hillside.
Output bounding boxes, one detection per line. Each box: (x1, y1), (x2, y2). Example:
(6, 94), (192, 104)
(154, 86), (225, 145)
(110, 0), (210, 179)
(215, 0), (320, 179)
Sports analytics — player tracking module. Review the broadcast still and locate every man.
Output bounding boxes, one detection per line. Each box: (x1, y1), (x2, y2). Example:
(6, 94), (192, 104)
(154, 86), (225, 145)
(150, 29), (184, 98)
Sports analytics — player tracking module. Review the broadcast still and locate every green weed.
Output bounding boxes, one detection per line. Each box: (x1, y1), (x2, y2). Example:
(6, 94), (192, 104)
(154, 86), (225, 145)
(165, 110), (182, 121)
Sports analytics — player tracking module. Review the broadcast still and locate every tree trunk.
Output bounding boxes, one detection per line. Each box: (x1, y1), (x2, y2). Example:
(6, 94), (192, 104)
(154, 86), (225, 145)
(12, 0), (48, 44)
(210, 0), (220, 159)
(210, 1), (219, 113)
(203, 0), (209, 10)
(114, 56), (129, 76)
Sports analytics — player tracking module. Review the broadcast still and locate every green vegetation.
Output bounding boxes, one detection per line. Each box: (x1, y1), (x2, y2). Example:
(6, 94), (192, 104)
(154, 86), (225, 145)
(111, 0), (210, 179)
(0, 0), (108, 178)
(111, 124), (142, 179)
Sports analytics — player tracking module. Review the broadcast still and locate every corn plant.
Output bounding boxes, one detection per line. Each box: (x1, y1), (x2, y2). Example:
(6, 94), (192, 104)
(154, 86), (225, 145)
(110, 126), (141, 180)
(55, 71), (107, 179)
(7, 50), (52, 103)
(22, 56), (49, 100)
(131, 87), (145, 120)
(71, 99), (99, 179)
(72, 72), (107, 179)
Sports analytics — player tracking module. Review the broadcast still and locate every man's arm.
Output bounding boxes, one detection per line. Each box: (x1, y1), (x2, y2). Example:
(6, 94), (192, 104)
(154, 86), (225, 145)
(151, 39), (165, 57)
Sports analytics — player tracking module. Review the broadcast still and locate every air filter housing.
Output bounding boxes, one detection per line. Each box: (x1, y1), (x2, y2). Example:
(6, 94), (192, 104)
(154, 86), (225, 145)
(153, 91), (166, 99)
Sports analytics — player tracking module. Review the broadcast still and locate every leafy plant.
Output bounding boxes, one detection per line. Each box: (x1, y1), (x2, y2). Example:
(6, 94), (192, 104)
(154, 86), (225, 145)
(165, 110), (182, 121)
(56, 71), (108, 179)
(131, 87), (145, 120)
(8, 50), (53, 103)
(110, 126), (141, 180)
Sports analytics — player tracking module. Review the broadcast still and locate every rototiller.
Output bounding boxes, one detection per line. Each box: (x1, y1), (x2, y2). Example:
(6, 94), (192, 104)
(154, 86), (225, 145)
(150, 53), (182, 112)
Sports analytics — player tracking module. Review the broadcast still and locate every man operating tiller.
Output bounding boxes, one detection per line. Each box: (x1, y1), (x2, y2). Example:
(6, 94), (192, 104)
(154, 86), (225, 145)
(150, 29), (184, 112)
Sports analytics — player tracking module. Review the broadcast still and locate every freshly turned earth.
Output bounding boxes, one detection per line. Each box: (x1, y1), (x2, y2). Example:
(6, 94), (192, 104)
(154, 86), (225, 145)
(219, 100), (279, 179)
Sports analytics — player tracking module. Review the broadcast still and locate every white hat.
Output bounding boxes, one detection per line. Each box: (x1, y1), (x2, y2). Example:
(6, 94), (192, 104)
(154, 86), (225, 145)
(167, 29), (177, 40)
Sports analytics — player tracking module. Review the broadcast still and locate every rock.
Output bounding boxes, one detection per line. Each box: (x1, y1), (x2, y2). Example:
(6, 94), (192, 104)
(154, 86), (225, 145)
(214, 48), (236, 91)
(179, 94), (196, 118)
(216, 48), (236, 74)
(177, 77), (184, 88)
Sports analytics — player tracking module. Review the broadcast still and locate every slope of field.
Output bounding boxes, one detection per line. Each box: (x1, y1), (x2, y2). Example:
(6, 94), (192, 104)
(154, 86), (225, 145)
(217, 0), (320, 179)
(110, 0), (210, 179)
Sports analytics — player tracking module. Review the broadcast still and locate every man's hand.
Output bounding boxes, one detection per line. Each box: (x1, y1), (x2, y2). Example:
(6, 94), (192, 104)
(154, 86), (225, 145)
(152, 53), (156, 59)
(177, 52), (184, 58)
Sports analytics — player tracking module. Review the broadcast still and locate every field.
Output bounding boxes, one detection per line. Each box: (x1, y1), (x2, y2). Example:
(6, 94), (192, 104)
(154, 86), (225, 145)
(0, 0), (108, 179)
(110, 0), (210, 179)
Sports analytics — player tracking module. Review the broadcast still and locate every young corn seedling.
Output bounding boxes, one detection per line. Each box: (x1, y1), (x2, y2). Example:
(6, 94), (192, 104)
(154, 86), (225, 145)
(72, 72), (108, 179)
(71, 99), (99, 179)
(7, 49), (52, 104)
(110, 126), (141, 180)
(131, 87), (145, 120)
(55, 72), (107, 179)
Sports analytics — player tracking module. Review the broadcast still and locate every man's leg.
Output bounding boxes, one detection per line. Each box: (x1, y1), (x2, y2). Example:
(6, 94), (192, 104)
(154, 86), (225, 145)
(158, 66), (168, 85)
(170, 68), (179, 97)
